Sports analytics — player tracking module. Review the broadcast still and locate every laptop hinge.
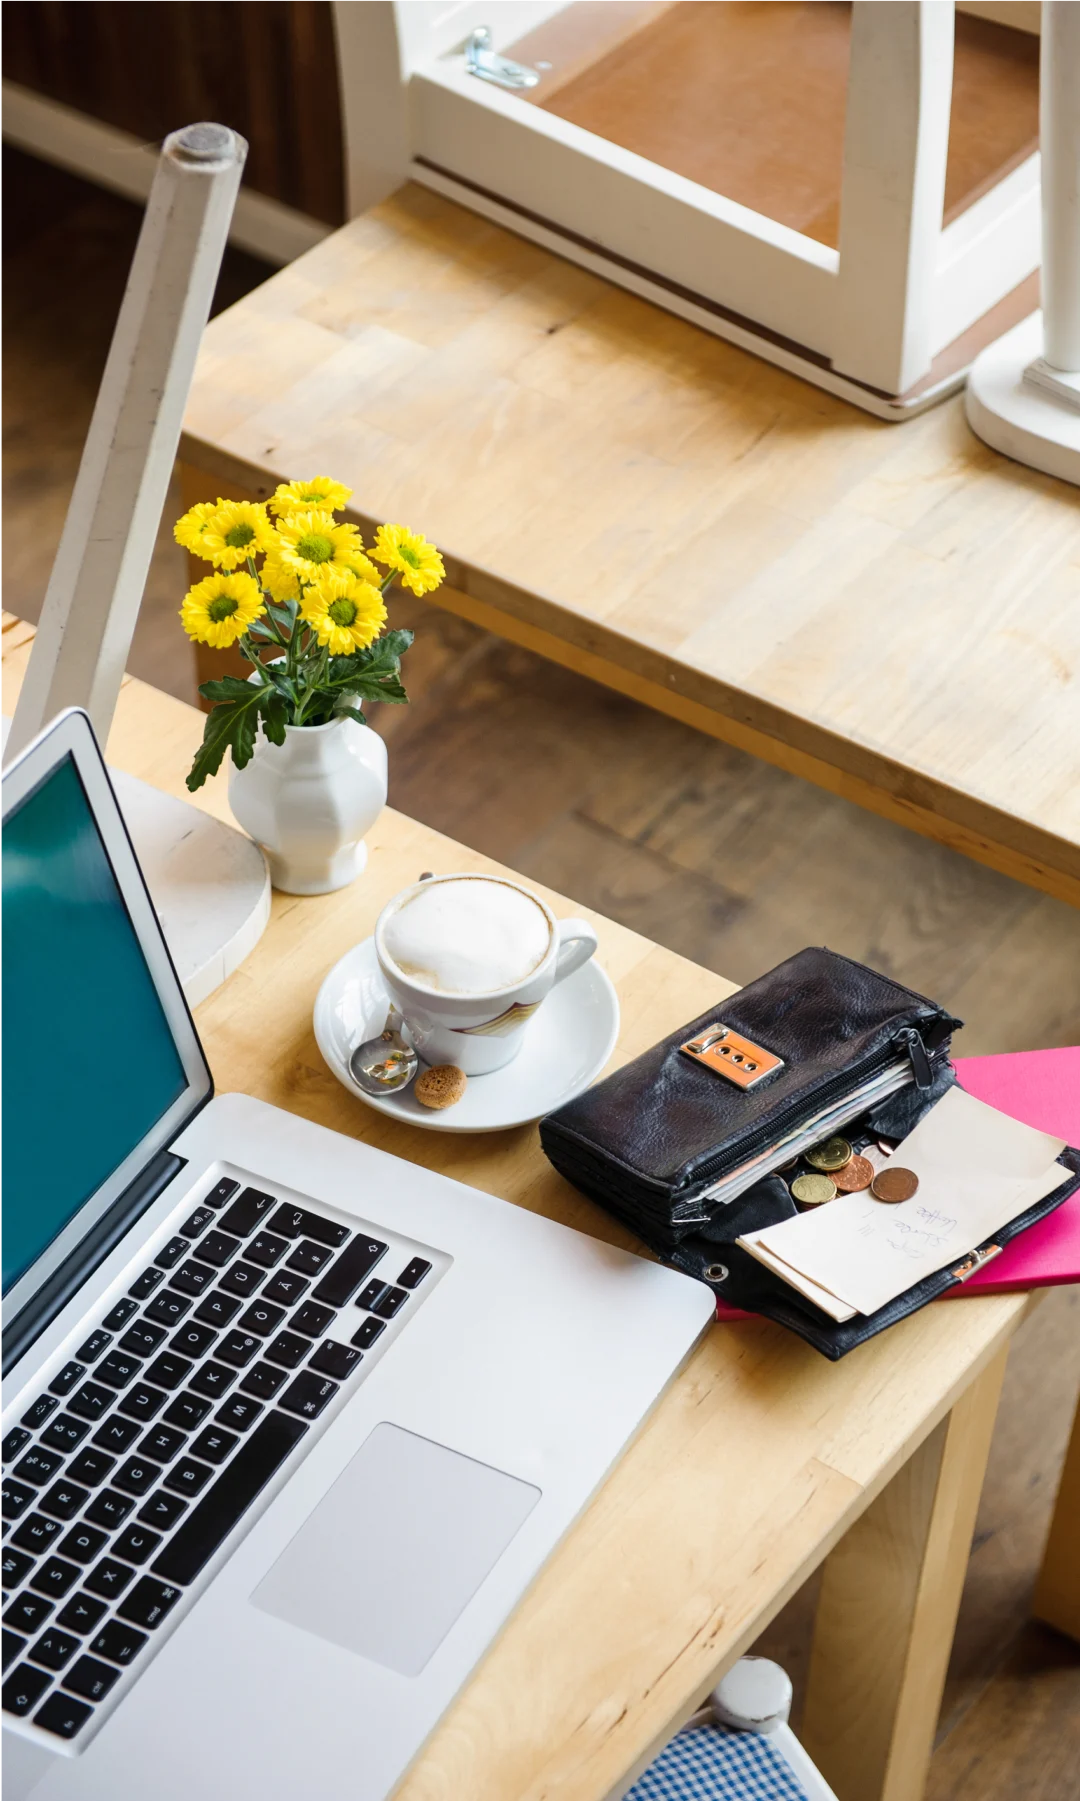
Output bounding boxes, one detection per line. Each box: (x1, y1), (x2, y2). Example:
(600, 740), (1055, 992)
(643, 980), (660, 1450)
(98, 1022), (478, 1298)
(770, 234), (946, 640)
(3, 1147), (186, 1374)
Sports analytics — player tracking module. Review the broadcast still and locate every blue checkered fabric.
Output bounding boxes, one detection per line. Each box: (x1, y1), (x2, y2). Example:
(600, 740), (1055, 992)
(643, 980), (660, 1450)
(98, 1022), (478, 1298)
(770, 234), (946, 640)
(625, 1724), (811, 1801)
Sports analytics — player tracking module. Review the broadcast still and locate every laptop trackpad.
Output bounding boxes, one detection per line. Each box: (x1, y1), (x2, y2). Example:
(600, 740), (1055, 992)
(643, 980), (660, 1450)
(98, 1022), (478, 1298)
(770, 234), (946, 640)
(250, 1422), (541, 1677)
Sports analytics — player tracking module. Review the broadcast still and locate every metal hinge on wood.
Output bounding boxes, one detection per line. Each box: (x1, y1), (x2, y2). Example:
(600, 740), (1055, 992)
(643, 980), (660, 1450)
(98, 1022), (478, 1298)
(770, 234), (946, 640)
(464, 27), (540, 90)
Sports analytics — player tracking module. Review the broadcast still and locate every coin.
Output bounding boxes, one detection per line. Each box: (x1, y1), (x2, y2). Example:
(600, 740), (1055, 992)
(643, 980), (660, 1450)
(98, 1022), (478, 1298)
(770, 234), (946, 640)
(791, 1173), (837, 1206)
(831, 1153), (874, 1193)
(805, 1136), (853, 1173)
(870, 1165), (919, 1203)
(876, 1138), (897, 1156)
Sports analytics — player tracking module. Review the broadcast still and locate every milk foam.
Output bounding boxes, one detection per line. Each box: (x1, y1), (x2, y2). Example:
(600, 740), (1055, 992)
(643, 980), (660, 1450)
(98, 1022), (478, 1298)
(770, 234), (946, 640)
(382, 879), (550, 994)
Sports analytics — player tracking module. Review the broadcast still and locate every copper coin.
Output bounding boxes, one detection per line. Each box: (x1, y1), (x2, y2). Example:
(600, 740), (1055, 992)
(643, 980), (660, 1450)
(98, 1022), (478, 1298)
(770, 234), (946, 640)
(870, 1165), (919, 1203)
(791, 1173), (837, 1207)
(831, 1153), (874, 1193)
(876, 1138), (897, 1156)
(805, 1136), (853, 1173)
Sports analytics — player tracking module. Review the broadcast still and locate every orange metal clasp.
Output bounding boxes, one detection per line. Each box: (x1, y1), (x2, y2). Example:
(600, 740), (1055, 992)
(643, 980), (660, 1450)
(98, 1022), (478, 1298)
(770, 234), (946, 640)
(679, 1024), (784, 1089)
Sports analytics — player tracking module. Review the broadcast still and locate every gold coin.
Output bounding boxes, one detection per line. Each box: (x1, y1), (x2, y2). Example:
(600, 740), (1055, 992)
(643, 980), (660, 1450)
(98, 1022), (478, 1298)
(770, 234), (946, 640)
(791, 1172), (837, 1206)
(831, 1153), (875, 1193)
(870, 1165), (919, 1203)
(805, 1136), (853, 1173)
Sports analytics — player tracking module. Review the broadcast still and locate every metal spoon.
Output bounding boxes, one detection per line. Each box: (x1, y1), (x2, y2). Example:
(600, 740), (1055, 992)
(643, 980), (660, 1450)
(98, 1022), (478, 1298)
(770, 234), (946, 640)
(349, 1005), (419, 1095)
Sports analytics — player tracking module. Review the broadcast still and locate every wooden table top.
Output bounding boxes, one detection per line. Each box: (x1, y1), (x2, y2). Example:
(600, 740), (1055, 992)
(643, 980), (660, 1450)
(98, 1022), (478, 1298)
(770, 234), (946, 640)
(1, 617), (1037, 1800)
(179, 184), (1080, 908)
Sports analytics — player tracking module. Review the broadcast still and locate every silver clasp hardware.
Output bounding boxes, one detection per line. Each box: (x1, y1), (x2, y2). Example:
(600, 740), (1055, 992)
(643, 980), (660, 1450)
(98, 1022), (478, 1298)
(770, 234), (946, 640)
(951, 1243), (1003, 1282)
(464, 27), (541, 91)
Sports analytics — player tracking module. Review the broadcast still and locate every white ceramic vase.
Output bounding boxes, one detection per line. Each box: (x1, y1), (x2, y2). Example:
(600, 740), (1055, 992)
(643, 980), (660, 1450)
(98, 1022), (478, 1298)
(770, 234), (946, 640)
(228, 713), (388, 896)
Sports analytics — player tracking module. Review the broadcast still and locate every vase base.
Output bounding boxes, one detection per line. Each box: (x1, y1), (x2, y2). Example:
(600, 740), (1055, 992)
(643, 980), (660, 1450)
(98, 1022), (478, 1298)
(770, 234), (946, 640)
(264, 838), (368, 896)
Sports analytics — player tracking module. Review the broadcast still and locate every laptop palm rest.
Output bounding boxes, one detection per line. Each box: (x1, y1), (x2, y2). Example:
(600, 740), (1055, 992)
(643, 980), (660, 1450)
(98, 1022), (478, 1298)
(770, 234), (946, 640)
(250, 1422), (541, 1677)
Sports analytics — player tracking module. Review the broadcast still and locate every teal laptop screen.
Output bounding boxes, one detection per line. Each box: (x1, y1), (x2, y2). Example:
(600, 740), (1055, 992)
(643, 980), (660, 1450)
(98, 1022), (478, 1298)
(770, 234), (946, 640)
(2, 754), (187, 1294)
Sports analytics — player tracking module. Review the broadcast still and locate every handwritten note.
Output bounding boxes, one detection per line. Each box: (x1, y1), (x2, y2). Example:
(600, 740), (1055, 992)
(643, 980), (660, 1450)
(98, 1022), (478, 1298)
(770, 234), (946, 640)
(739, 1086), (1065, 1316)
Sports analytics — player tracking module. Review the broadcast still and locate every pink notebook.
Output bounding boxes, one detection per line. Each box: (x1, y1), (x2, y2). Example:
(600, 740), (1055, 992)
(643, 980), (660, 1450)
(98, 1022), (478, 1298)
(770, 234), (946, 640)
(714, 1045), (1080, 1321)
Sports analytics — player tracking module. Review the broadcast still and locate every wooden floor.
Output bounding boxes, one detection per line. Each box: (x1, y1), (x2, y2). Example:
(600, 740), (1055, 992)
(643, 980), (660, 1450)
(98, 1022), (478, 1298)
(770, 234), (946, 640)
(4, 149), (1078, 1798)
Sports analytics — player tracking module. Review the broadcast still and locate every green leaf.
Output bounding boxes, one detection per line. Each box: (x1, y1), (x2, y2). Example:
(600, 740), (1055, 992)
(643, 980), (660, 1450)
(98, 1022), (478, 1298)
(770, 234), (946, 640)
(263, 692), (289, 746)
(197, 674), (261, 704)
(186, 682), (267, 790)
(334, 704), (368, 728)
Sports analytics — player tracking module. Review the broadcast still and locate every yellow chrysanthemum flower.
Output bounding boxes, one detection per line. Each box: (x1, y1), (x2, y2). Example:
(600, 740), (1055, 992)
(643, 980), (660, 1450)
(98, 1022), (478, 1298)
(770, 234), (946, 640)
(371, 523), (445, 597)
(180, 572), (265, 648)
(300, 567), (387, 656)
(274, 509), (366, 583)
(268, 476), (352, 517)
(260, 555), (304, 604)
(174, 498), (276, 570)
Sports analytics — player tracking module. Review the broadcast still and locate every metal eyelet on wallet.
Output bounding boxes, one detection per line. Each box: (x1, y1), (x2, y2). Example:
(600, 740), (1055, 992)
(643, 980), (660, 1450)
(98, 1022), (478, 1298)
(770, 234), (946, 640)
(704, 1263), (729, 1282)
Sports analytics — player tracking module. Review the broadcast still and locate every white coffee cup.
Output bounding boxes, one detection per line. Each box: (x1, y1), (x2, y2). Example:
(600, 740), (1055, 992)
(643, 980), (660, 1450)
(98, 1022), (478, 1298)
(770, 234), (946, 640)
(374, 873), (598, 1075)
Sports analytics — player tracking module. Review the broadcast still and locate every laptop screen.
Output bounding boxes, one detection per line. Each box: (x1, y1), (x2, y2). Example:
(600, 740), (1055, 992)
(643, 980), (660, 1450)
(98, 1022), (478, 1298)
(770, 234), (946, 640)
(2, 753), (188, 1296)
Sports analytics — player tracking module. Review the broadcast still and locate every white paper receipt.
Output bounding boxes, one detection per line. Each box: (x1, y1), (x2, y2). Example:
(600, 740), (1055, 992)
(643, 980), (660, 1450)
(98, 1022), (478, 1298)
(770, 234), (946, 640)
(738, 1086), (1066, 1318)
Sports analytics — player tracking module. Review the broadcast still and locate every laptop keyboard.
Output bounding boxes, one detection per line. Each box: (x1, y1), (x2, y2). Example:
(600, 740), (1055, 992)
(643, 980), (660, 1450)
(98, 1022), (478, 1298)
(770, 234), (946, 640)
(2, 1175), (442, 1751)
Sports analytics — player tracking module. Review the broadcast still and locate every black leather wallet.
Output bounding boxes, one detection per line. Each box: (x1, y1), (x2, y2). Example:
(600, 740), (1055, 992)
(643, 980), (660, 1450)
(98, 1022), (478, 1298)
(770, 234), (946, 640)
(540, 947), (1080, 1358)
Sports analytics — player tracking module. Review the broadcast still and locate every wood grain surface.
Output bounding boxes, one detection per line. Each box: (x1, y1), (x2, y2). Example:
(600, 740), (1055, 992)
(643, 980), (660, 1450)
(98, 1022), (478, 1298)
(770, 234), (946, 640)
(178, 183), (1080, 905)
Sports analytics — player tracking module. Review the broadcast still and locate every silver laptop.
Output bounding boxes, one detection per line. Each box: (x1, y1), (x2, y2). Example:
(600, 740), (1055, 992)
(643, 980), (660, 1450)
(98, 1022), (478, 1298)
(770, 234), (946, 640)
(1, 709), (714, 1801)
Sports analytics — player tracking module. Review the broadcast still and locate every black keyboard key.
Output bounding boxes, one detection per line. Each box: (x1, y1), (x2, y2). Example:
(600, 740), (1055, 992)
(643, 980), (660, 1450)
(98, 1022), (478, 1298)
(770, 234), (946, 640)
(190, 1427), (238, 1466)
(116, 1575), (182, 1630)
(162, 1392), (212, 1433)
(84, 1490), (134, 1530)
(192, 1231), (241, 1270)
(28, 1557), (80, 1599)
(152, 1412), (307, 1586)
(162, 1459), (212, 1499)
(96, 1351), (144, 1389)
(314, 1237), (387, 1308)
(128, 1267), (165, 1301)
(20, 1394), (59, 1431)
(217, 1187), (276, 1238)
(397, 1256), (432, 1288)
(12, 1514), (62, 1554)
(169, 1261), (215, 1299)
(246, 1233), (289, 1270)
(214, 1394), (264, 1434)
(194, 1292), (242, 1330)
(76, 1329), (113, 1363)
(117, 1384), (168, 1424)
(2, 1630), (26, 1671)
(49, 1361), (87, 1398)
(372, 1286), (409, 1321)
(2, 1549), (34, 1588)
(30, 1626), (81, 1670)
(138, 1425), (187, 1464)
(143, 1354), (193, 1393)
(41, 1413), (89, 1453)
(13, 1447), (65, 1487)
(239, 1361), (288, 1402)
(2, 1661), (50, 1715)
(3, 1593), (52, 1634)
(34, 1690), (93, 1739)
(68, 1382), (115, 1422)
(265, 1331), (308, 1370)
(179, 1207), (216, 1239)
(113, 1458), (161, 1499)
(119, 1320), (167, 1358)
(204, 1177), (240, 1210)
(170, 1321), (218, 1360)
(2, 1480), (35, 1522)
(137, 1491), (187, 1531)
(56, 1592), (107, 1633)
(260, 1270), (309, 1307)
(309, 1340), (362, 1382)
(189, 1361), (236, 1400)
(84, 1559), (134, 1601)
(56, 1523), (108, 1564)
(67, 1448), (116, 1489)
(38, 1484), (92, 1530)
(355, 1280), (387, 1313)
(153, 1236), (189, 1270)
(237, 1300), (286, 1338)
(145, 1290), (191, 1327)
(266, 1205), (350, 1248)
(102, 1297), (139, 1331)
(290, 1301), (335, 1339)
(216, 1332), (260, 1369)
(2, 1428), (31, 1461)
(350, 1316), (385, 1350)
(112, 1524), (162, 1566)
(91, 1619), (147, 1666)
(92, 1414), (141, 1454)
(278, 1371), (338, 1421)
(219, 1262), (263, 1300)
(286, 1240), (333, 1279)
(65, 1652), (121, 1701)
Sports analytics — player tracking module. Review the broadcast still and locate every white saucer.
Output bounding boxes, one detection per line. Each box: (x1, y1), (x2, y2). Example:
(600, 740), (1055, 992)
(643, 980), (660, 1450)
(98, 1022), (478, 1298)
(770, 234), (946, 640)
(313, 936), (620, 1133)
